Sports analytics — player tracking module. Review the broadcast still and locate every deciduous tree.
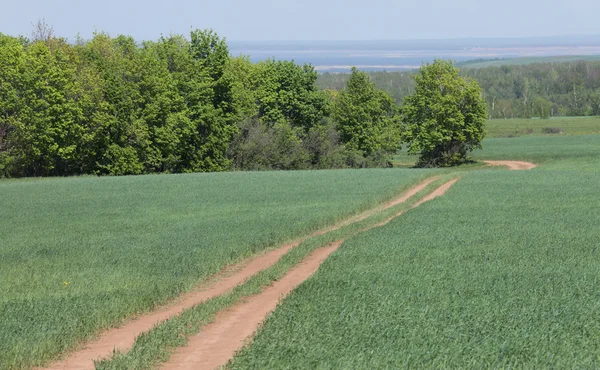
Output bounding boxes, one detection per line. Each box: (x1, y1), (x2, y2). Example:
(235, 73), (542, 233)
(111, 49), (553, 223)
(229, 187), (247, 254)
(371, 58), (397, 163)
(403, 60), (487, 167)
(333, 67), (401, 155)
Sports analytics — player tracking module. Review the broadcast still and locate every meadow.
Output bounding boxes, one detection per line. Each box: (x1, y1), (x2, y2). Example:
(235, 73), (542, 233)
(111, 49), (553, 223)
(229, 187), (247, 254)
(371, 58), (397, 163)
(0, 169), (437, 369)
(229, 134), (600, 368)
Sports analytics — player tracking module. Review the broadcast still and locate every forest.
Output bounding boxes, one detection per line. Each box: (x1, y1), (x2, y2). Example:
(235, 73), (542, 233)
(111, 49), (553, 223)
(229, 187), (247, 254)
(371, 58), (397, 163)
(0, 28), (409, 178)
(318, 60), (600, 119)
(3, 25), (596, 178)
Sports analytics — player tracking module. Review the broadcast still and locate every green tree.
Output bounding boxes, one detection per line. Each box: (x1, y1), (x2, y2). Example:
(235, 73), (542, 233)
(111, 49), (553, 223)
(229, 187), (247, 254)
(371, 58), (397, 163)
(6, 37), (86, 176)
(252, 60), (328, 131)
(532, 96), (553, 119)
(332, 67), (401, 155)
(567, 84), (587, 116)
(589, 90), (600, 116)
(185, 29), (238, 172)
(403, 60), (487, 167)
(0, 34), (25, 176)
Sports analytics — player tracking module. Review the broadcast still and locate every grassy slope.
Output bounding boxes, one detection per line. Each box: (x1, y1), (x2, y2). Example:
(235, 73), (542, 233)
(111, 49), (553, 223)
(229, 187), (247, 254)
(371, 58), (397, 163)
(230, 135), (600, 368)
(0, 169), (436, 369)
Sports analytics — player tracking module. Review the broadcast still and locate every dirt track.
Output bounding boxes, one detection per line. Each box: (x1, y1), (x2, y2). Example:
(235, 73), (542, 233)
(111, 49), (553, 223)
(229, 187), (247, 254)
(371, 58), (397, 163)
(161, 241), (343, 370)
(484, 160), (537, 170)
(39, 243), (301, 370)
(160, 178), (459, 370)
(39, 177), (440, 370)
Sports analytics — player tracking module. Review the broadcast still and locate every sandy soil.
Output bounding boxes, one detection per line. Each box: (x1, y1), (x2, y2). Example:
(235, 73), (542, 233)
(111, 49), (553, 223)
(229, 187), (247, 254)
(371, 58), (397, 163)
(161, 242), (343, 370)
(38, 177), (440, 370)
(371, 178), (458, 228)
(484, 160), (537, 170)
(160, 178), (459, 370)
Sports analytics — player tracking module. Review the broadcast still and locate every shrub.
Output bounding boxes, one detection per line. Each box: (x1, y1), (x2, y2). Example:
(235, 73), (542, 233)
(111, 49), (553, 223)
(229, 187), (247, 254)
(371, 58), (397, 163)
(541, 127), (563, 134)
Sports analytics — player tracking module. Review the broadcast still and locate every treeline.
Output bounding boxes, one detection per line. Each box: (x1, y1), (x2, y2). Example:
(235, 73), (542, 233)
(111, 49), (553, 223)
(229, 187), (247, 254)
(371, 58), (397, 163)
(0, 29), (400, 178)
(318, 61), (600, 119)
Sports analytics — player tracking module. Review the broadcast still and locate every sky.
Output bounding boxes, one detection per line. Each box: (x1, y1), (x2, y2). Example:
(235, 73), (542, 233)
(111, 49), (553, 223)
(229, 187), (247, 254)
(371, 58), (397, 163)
(1, 0), (599, 41)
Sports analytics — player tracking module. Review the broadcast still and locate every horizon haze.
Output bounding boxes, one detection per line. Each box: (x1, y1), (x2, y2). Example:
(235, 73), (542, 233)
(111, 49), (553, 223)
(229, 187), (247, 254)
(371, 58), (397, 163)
(1, 0), (599, 41)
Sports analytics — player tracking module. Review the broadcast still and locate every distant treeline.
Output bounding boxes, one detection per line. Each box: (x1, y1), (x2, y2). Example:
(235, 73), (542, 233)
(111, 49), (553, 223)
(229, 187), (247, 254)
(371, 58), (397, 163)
(0, 28), (401, 177)
(318, 61), (600, 119)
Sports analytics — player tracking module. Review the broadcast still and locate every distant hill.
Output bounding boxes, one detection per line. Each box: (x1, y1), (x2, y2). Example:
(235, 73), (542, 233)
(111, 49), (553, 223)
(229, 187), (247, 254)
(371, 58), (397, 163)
(457, 55), (600, 68)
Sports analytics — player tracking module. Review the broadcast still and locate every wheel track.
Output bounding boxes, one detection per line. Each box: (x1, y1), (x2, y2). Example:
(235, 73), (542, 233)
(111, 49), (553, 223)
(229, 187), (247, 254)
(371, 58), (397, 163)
(161, 178), (460, 370)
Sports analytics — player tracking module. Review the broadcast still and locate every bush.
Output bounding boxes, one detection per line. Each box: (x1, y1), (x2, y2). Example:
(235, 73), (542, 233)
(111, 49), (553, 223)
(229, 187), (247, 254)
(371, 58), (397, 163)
(228, 119), (309, 171)
(303, 121), (347, 169)
(228, 118), (396, 171)
(541, 127), (563, 134)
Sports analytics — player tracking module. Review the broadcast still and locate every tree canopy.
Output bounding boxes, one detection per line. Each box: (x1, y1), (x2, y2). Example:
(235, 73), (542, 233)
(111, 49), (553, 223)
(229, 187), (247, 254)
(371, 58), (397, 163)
(0, 29), (407, 178)
(0, 27), (499, 177)
(318, 60), (600, 119)
(333, 67), (402, 156)
(403, 60), (487, 167)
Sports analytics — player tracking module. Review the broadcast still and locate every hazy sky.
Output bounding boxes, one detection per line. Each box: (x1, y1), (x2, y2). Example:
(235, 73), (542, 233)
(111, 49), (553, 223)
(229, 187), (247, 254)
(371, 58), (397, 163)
(1, 0), (599, 41)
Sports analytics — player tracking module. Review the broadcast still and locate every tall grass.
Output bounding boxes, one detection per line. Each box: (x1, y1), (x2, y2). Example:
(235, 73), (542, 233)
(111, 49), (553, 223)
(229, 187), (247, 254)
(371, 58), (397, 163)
(230, 139), (600, 368)
(0, 168), (436, 369)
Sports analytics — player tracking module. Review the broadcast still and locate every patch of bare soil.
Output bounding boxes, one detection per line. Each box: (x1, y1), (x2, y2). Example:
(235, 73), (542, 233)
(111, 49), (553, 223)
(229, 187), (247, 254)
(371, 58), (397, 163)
(484, 160), (537, 170)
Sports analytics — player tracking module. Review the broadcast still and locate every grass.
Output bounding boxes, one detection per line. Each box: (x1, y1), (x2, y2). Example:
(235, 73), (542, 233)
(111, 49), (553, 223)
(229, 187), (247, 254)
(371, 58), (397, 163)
(472, 134), (600, 169)
(229, 136), (600, 368)
(4, 127), (598, 368)
(0, 168), (439, 369)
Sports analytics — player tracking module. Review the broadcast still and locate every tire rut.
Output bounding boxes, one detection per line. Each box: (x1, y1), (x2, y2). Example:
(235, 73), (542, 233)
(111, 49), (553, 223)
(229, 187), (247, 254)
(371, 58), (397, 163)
(161, 178), (460, 370)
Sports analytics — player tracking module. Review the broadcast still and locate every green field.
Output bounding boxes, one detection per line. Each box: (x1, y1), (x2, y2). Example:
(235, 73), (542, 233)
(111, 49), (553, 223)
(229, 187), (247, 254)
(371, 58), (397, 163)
(0, 169), (437, 368)
(485, 116), (600, 138)
(474, 134), (600, 169)
(229, 134), (600, 368)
